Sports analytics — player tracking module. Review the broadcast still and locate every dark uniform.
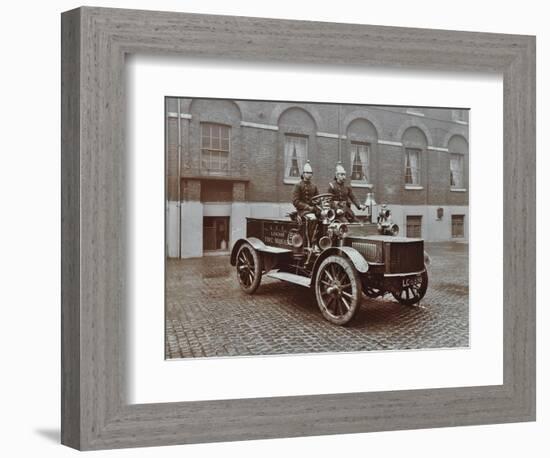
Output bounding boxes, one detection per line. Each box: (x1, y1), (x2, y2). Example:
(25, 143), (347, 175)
(328, 180), (361, 222)
(292, 178), (319, 249)
(292, 180), (319, 217)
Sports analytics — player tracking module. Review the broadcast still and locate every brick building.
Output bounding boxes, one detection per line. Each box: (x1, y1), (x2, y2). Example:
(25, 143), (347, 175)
(166, 97), (469, 258)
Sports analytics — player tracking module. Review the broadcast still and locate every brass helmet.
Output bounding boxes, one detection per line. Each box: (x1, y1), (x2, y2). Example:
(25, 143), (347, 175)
(335, 161), (346, 175)
(302, 160), (313, 174)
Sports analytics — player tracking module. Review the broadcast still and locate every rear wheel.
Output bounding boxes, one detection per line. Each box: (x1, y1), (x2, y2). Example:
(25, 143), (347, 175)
(315, 255), (362, 325)
(235, 243), (262, 294)
(391, 269), (428, 306)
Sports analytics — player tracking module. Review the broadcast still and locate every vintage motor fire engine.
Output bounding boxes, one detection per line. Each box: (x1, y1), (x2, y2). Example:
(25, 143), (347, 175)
(230, 193), (430, 325)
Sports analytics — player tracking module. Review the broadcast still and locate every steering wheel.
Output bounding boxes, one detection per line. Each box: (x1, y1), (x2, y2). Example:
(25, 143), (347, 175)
(311, 193), (334, 206)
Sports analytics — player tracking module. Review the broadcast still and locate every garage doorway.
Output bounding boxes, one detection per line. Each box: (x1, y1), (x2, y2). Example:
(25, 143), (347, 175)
(203, 216), (230, 252)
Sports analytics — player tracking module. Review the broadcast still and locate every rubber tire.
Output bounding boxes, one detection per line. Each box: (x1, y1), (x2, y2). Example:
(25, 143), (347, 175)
(235, 243), (262, 294)
(391, 269), (428, 306)
(314, 255), (362, 325)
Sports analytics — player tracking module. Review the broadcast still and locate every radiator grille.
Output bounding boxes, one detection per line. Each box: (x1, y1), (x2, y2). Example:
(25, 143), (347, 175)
(387, 241), (424, 273)
(351, 241), (382, 263)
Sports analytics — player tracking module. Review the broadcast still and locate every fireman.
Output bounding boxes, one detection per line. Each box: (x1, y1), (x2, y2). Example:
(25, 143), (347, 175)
(327, 162), (366, 222)
(292, 161), (319, 250)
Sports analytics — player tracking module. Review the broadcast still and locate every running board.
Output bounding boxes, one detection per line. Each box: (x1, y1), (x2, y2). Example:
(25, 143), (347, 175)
(266, 271), (311, 288)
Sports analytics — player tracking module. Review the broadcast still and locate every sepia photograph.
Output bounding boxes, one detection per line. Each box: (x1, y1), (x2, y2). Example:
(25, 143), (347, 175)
(164, 97), (469, 359)
(53, 2), (537, 451)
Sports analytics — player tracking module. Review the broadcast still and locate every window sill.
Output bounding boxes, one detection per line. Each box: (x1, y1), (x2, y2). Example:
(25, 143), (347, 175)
(351, 182), (373, 188)
(450, 188), (467, 192)
(405, 185), (424, 190)
(199, 170), (230, 176)
(283, 177), (301, 185)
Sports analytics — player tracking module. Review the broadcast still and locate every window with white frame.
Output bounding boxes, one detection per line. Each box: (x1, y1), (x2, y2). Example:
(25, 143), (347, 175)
(200, 123), (230, 174)
(450, 153), (464, 188)
(284, 134), (308, 180)
(404, 148), (421, 185)
(350, 142), (370, 184)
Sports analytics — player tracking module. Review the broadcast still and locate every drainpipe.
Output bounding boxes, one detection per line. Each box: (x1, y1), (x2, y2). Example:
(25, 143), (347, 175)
(337, 105), (342, 161)
(177, 99), (182, 259)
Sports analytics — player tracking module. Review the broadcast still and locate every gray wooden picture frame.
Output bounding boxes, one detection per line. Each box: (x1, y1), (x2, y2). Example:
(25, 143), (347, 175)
(61, 6), (536, 451)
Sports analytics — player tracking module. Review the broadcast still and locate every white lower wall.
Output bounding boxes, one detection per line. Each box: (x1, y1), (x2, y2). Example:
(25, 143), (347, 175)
(231, 203), (250, 249)
(180, 201), (203, 258)
(167, 201), (469, 258)
(203, 203), (232, 216)
(166, 201), (180, 258)
(430, 205), (469, 241)
(389, 205), (468, 241)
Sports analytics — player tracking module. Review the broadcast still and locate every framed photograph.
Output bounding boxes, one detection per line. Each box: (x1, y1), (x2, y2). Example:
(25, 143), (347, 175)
(164, 97), (470, 358)
(61, 7), (535, 450)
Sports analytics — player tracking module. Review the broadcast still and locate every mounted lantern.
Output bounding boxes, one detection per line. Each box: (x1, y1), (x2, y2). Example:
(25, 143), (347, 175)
(364, 192), (377, 223)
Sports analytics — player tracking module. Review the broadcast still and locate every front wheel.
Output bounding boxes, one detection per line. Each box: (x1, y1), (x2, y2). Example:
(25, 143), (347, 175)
(314, 255), (362, 325)
(391, 269), (428, 306)
(235, 243), (262, 294)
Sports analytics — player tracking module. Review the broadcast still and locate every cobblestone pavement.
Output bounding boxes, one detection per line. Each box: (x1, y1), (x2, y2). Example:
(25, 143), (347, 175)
(166, 242), (469, 358)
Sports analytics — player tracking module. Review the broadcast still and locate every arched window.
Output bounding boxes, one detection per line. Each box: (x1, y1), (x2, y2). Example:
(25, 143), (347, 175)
(284, 134), (308, 179)
(448, 136), (468, 189)
(278, 107), (316, 183)
(350, 142), (369, 182)
(404, 148), (421, 185)
(401, 126), (428, 188)
(346, 118), (378, 186)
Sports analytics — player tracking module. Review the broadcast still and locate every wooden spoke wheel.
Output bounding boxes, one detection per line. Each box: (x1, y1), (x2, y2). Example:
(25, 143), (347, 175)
(391, 269), (429, 306)
(235, 243), (262, 294)
(315, 255), (362, 325)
